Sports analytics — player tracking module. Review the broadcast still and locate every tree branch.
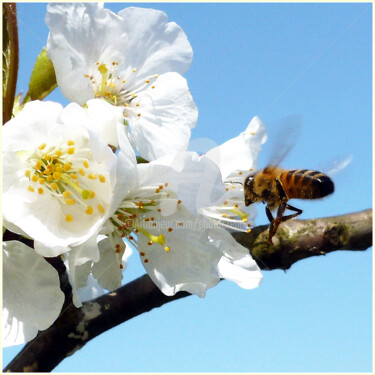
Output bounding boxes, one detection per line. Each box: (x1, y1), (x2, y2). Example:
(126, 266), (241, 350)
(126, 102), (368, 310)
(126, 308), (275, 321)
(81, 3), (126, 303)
(4, 209), (372, 372)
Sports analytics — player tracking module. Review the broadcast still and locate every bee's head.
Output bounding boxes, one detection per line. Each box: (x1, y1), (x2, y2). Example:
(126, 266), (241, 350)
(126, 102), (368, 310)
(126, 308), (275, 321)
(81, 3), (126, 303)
(243, 173), (258, 206)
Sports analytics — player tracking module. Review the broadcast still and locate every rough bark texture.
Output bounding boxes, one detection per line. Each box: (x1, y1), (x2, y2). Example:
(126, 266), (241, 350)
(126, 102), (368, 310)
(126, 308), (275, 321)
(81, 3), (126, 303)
(3, 209), (372, 372)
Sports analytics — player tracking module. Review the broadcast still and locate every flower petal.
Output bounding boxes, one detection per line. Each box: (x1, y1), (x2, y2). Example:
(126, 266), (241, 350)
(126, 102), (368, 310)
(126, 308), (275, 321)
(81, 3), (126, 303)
(205, 116), (267, 180)
(86, 99), (125, 147)
(137, 151), (225, 214)
(46, 3), (128, 105)
(2, 241), (64, 347)
(209, 228), (263, 289)
(117, 7), (193, 78)
(129, 72), (197, 160)
(137, 207), (222, 297)
(91, 236), (125, 291)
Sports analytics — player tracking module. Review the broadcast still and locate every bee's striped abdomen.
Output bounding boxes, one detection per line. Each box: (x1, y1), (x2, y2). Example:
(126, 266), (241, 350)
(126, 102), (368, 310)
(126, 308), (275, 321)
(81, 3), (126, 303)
(279, 169), (334, 200)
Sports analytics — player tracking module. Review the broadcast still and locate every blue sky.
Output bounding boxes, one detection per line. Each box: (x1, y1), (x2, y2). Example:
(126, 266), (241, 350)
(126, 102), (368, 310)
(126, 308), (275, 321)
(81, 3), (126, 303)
(3, 2), (373, 372)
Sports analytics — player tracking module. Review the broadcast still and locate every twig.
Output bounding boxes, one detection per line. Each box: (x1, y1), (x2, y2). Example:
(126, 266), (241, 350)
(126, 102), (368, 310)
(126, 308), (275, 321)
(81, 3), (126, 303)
(3, 209), (372, 372)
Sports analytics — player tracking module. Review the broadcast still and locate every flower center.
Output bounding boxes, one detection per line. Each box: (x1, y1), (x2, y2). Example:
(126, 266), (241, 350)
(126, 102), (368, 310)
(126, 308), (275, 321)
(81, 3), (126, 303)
(84, 61), (158, 118)
(109, 182), (180, 263)
(21, 139), (107, 223)
(201, 178), (253, 233)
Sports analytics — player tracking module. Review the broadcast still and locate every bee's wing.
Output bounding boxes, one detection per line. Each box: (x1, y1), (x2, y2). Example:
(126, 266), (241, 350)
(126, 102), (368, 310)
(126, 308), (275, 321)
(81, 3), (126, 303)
(317, 154), (353, 176)
(264, 115), (302, 172)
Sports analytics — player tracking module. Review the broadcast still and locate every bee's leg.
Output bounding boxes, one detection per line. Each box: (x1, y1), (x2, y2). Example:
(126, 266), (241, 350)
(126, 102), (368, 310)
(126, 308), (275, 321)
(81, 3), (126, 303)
(267, 203), (286, 245)
(265, 205), (274, 223)
(267, 178), (288, 245)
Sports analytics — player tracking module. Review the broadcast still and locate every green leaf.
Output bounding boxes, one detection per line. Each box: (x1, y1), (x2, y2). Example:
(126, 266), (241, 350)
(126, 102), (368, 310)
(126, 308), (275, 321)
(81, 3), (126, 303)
(28, 48), (57, 101)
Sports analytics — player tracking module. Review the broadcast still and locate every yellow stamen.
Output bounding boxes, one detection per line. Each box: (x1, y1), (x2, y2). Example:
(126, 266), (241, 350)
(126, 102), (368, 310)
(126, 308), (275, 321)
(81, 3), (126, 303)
(65, 214), (73, 222)
(50, 182), (58, 191)
(62, 191), (71, 198)
(85, 206), (94, 215)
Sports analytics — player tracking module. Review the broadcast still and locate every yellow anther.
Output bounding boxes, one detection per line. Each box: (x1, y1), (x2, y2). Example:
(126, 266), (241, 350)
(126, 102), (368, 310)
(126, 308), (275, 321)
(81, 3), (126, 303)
(45, 154), (51, 161)
(83, 160), (89, 168)
(132, 68), (136, 72)
(131, 93), (136, 98)
(89, 191), (96, 199)
(35, 160), (42, 170)
(55, 165), (63, 172)
(65, 198), (76, 205)
(88, 174), (97, 180)
(70, 174), (78, 180)
(53, 172), (61, 180)
(55, 150), (63, 157)
(98, 175), (106, 183)
(151, 85), (155, 89)
(27, 186), (35, 192)
(38, 187), (44, 194)
(98, 204), (105, 213)
(67, 147), (75, 155)
(31, 174), (38, 183)
(137, 113), (141, 117)
(50, 182), (58, 191)
(38, 143), (46, 150)
(78, 168), (85, 176)
(145, 79), (150, 83)
(250, 132), (255, 135)
(65, 214), (73, 222)
(62, 191), (71, 198)
(46, 175), (53, 182)
(222, 213), (227, 218)
(64, 163), (72, 172)
(136, 103), (140, 107)
(25, 170), (31, 178)
(165, 246), (170, 252)
(38, 178), (45, 185)
(85, 206), (94, 215)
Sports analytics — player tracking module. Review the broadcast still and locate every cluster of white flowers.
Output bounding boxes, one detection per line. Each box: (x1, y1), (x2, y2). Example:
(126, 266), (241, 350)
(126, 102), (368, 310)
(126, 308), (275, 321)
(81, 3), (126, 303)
(2, 3), (267, 347)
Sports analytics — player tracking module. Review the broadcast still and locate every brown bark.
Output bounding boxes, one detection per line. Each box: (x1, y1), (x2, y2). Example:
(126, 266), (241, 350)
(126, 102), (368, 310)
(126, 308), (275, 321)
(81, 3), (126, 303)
(3, 209), (372, 372)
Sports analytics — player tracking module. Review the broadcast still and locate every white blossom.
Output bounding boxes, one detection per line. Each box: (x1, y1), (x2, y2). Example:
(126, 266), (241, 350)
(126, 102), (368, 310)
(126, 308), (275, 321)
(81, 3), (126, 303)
(2, 100), (118, 256)
(2, 241), (64, 347)
(46, 3), (197, 160)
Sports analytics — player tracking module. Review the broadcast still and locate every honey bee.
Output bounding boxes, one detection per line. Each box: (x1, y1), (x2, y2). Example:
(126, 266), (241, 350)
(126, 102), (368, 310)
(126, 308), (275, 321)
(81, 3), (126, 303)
(244, 145), (335, 246)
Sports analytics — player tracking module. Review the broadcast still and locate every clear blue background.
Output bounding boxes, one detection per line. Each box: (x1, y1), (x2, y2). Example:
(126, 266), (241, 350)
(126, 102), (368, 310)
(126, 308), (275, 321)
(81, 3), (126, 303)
(3, 2), (373, 372)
